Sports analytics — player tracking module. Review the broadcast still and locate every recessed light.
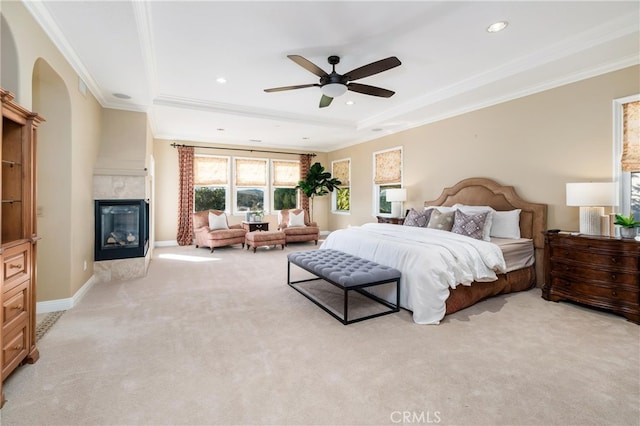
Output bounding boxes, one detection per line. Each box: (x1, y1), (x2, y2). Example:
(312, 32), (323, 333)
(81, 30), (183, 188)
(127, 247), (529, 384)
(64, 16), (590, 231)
(216, 77), (227, 84)
(249, 139), (262, 143)
(372, 128), (383, 132)
(346, 100), (355, 105)
(487, 21), (508, 33)
(217, 128), (225, 131)
(302, 137), (309, 140)
(113, 93), (131, 99)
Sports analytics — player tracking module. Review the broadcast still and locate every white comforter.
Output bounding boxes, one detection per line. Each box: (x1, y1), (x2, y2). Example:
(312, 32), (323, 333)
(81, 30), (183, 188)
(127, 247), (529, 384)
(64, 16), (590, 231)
(320, 223), (507, 324)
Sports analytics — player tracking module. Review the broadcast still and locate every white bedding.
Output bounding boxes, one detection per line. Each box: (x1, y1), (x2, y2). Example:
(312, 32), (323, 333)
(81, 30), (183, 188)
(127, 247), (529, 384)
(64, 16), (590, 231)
(320, 223), (507, 324)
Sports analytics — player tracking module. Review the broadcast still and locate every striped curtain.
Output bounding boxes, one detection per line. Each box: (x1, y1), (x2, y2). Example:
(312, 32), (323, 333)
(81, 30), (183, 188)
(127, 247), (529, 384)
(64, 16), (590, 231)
(177, 146), (194, 246)
(299, 154), (313, 215)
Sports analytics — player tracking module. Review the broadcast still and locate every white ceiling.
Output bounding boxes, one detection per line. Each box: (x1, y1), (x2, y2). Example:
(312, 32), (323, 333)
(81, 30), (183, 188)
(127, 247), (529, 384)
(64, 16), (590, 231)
(25, 1), (640, 153)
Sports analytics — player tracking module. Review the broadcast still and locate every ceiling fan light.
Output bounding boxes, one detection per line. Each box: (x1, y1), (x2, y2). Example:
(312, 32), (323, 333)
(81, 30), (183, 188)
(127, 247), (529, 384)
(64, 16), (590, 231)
(321, 83), (348, 98)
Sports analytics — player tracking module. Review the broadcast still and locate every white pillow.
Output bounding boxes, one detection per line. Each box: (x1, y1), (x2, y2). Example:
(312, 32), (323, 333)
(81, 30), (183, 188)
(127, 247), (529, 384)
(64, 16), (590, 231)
(288, 210), (306, 227)
(208, 211), (229, 230)
(490, 209), (521, 239)
(452, 204), (493, 241)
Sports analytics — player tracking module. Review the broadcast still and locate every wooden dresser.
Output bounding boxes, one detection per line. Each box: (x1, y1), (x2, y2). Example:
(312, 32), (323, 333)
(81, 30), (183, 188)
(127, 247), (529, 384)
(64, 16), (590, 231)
(543, 231), (639, 324)
(376, 216), (404, 225)
(1, 89), (42, 406)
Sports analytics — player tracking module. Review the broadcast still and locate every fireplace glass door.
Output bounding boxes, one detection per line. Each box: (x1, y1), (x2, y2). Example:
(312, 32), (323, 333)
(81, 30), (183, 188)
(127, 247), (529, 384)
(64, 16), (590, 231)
(95, 199), (149, 261)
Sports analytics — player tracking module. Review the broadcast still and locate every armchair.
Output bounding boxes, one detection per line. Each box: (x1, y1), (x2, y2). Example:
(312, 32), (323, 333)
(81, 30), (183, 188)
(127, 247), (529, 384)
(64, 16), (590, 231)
(277, 209), (320, 246)
(193, 210), (247, 252)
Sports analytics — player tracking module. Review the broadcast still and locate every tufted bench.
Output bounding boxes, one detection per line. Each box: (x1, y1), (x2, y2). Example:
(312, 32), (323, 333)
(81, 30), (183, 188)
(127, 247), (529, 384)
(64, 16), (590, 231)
(287, 249), (401, 324)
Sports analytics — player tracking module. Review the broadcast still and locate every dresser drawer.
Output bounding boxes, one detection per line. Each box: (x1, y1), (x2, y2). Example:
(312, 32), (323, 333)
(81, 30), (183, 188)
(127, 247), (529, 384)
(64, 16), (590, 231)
(2, 242), (31, 290)
(550, 247), (637, 271)
(551, 260), (639, 286)
(2, 280), (28, 334)
(551, 277), (639, 305)
(1, 324), (28, 380)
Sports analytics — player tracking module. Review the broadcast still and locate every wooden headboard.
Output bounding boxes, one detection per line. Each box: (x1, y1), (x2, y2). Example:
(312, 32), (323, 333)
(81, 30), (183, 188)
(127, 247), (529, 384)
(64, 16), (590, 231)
(424, 177), (547, 286)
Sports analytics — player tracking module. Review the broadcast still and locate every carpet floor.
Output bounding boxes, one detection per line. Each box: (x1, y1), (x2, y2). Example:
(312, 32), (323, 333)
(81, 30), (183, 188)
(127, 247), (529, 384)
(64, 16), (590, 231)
(1, 243), (638, 426)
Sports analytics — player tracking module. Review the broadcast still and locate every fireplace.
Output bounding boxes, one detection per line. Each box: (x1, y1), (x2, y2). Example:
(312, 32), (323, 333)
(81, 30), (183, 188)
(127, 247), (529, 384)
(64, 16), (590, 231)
(95, 199), (149, 261)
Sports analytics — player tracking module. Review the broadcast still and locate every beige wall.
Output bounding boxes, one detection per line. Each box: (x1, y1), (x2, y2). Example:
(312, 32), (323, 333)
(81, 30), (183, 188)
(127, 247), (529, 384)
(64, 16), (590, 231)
(3, 1), (103, 301)
(153, 139), (328, 242)
(96, 109), (148, 173)
(328, 66), (640, 232)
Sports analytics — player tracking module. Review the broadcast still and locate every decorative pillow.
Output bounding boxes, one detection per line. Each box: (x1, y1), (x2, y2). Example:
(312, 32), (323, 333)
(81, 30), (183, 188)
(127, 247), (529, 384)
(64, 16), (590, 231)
(208, 211), (229, 230)
(452, 204), (494, 241)
(288, 210), (306, 227)
(403, 208), (432, 227)
(451, 210), (489, 240)
(427, 209), (455, 231)
(425, 205), (455, 213)
(491, 209), (522, 239)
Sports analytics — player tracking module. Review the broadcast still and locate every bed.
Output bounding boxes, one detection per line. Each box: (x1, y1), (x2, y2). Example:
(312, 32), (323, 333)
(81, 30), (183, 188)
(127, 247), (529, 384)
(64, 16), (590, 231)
(320, 177), (547, 324)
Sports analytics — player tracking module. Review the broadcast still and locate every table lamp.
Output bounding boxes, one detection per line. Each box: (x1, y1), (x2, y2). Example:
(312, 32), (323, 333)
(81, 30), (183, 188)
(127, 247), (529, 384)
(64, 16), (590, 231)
(566, 182), (617, 235)
(386, 188), (407, 218)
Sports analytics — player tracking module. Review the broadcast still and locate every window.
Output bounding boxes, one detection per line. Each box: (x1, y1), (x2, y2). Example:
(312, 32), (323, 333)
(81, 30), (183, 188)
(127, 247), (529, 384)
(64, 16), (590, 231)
(272, 160), (300, 211)
(193, 155), (229, 212)
(332, 158), (351, 213)
(614, 96), (640, 218)
(234, 157), (268, 214)
(373, 147), (403, 215)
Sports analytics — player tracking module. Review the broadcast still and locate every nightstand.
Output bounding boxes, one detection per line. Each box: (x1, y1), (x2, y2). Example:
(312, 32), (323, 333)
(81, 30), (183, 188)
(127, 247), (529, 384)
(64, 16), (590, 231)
(376, 216), (404, 225)
(241, 221), (269, 232)
(543, 231), (639, 324)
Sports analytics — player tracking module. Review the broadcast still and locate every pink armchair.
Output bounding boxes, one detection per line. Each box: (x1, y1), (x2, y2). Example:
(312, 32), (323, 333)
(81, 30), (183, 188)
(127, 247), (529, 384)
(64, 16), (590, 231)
(193, 210), (247, 252)
(277, 209), (320, 246)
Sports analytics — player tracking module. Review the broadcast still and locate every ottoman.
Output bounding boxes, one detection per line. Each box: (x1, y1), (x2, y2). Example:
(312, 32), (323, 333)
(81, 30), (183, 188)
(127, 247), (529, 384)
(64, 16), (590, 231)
(245, 230), (286, 253)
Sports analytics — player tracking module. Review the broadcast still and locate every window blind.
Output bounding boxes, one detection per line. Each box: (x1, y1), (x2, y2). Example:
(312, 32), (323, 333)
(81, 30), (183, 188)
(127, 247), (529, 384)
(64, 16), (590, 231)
(194, 156), (228, 185)
(622, 100), (640, 172)
(332, 159), (350, 186)
(235, 158), (267, 186)
(272, 160), (300, 187)
(374, 148), (402, 184)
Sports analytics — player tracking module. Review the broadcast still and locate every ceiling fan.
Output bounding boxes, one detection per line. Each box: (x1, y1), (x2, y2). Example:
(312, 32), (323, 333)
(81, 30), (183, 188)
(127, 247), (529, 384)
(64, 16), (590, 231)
(264, 55), (401, 108)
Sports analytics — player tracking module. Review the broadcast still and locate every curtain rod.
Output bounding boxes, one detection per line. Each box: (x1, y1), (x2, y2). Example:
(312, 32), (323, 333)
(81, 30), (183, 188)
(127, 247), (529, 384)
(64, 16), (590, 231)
(170, 142), (316, 157)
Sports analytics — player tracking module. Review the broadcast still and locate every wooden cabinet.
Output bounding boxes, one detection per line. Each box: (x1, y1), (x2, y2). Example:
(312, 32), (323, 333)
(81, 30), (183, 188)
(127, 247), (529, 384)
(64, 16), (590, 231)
(0, 89), (43, 406)
(376, 216), (404, 225)
(241, 221), (269, 232)
(543, 232), (640, 324)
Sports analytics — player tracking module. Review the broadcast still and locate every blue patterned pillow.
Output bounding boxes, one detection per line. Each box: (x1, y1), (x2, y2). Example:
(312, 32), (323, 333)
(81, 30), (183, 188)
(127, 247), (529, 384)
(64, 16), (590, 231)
(403, 208), (432, 227)
(451, 210), (489, 240)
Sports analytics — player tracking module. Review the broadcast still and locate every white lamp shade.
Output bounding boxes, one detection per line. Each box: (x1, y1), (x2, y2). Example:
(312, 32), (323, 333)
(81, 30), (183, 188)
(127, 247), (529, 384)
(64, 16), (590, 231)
(566, 182), (618, 207)
(320, 83), (348, 98)
(386, 188), (407, 202)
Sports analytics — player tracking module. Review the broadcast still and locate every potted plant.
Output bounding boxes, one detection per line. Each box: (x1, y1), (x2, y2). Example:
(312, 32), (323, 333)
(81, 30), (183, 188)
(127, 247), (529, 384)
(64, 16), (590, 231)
(614, 213), (640, 238)
(296, 162), (341, 223)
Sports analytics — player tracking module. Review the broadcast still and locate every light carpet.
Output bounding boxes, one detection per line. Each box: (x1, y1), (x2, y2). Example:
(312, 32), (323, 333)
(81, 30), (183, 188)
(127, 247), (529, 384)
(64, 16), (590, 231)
(1, 243), (638, 426)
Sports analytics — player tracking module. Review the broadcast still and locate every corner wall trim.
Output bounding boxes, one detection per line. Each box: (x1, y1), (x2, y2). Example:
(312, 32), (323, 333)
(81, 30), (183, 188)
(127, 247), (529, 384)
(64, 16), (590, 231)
(36, 274), (98, 314)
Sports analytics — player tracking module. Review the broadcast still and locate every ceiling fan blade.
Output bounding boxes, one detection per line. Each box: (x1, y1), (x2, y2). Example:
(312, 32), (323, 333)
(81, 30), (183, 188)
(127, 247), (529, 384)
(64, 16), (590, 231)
(319, 95), (333, 108)
(264, 83), (319, 93)
(347, 83), (395, 98)
(345, 56), (401, 81)
(287, 55), (328, 78)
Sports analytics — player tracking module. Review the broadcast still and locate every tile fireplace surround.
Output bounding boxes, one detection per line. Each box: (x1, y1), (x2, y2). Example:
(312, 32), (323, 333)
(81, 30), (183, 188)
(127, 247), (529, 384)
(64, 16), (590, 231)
(93, 173), (151, 282)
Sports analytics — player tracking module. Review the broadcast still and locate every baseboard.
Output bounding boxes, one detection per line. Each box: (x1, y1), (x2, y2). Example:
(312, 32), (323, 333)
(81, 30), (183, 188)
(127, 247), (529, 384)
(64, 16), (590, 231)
(155, 240), (178, 247)
(36, 274), (98, 314)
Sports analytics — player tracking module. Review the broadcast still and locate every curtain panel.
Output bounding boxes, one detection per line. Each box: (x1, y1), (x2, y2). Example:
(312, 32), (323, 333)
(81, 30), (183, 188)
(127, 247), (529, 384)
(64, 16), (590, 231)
(177, 146), (195, 246)
(374, 147), (402, 184)
(299, 154), (313, 214)
(622, 100), (640, 172)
